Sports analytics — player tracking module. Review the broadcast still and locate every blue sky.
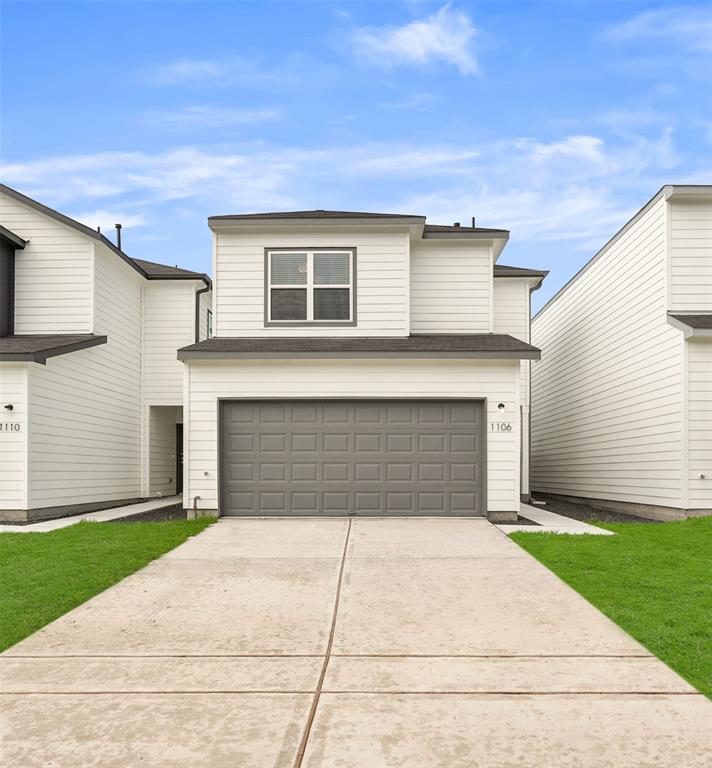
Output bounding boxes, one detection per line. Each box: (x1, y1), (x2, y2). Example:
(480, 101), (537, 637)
(2, 1), (711, 310)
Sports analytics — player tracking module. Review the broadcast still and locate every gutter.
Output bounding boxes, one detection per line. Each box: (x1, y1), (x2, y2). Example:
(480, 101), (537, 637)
(194, 285), (210, 342)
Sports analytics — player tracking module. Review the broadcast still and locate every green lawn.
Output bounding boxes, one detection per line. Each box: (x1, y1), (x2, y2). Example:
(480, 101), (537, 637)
(512, 516), (712, 698)
(0, 518), (214, 652)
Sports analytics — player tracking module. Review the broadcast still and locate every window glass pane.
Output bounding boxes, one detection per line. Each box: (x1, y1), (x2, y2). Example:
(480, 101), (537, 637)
(271, 253), (307, 284)
(314, 288), (350, 320)
(314, 252), (350, 285)
(271, 288), (307, 321)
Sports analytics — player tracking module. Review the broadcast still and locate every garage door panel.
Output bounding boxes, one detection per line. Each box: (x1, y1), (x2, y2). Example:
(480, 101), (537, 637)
(221, 400), (484, 516)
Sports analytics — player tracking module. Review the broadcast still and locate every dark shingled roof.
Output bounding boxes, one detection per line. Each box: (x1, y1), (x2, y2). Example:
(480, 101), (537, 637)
(424, 224), (508, 234)
(0, 335), (108, 364)
(133, 258), (209, 280)
(668, 313), (712, 329)
(178, 334), (540, 360)
(208, 210), (508, 234)
(209, 209), (422, 221)
(494, 264), (549, 278)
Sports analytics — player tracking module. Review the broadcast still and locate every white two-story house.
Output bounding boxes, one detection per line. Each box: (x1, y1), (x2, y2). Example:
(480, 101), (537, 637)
(531, 185), (712, 520)
(0, 184), (212, 522)
(178, 210), (546, 521)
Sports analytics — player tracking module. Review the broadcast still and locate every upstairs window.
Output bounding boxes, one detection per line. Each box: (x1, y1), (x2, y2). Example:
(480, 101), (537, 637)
(266, 249), (356, 325)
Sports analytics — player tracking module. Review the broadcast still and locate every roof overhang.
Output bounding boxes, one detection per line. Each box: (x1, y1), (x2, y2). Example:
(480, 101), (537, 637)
(423, 230), (510, 261)
(0, 335), (108, 364)
(180, 350), (541, 361)
(667, 313), (712, 340)
(208, 215), (427, 239)
(663, 185), (712, 203)
(0, 224), (26, 249)
(177, 334), (541, 362)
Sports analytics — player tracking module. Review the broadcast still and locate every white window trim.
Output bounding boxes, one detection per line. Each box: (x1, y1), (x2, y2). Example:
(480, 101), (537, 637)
(265, 247), (357, 326)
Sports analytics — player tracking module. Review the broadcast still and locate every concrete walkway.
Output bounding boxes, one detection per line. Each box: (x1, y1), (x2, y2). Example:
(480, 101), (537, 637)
(2, 518), (709, 766)
(0, 495), (183, 533)
(495, 501), (616, 535)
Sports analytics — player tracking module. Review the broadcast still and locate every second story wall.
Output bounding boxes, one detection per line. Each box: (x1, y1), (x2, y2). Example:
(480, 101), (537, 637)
(410, 242), (491, 333)
(143, 281), (211, 404)
(531, 195), (685, 508)
(0, 189), (92, 334)
(214, 228), (410, 336)
(669, 196), (712, 312)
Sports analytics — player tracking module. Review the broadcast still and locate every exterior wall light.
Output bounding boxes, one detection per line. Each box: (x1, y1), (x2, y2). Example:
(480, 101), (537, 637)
(4, 404), (13, 411)
(497, 403), (505, 411)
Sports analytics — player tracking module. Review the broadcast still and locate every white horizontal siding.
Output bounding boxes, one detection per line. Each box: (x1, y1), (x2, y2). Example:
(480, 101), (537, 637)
(199, 289), (212, 341)
(0, 191), (92, 333)
(143, 282), (198, 405)
(149, 406), (179, 496)
(410, 242), (491, 332)
(531, 196), (685, 507)
(669, 199), (712, 311)
(214, 229), (409, 336)
(27, 245), (143, 508)
(185, 359), (521, 513)
(0, 364), (28, 509)
(493, 277), (532, 494)
(687, 342), (712, 509)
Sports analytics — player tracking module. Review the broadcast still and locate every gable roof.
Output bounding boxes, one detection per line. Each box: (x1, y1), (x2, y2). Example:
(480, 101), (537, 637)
(0, 183), (210, 287)
(533, 184), (712, 322)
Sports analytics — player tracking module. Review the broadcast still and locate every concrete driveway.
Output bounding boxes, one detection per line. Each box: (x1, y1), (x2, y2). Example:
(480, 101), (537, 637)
(2, 518), (710, 766)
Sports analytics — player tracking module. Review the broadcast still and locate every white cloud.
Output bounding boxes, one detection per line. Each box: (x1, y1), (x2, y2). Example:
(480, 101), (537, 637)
(605, 7), (712, 52)
(71, 209), (146, 233)
(353, 5), (478, 74)
(0, 128), (695, 256)
(143, 55), (306, 87)
(140, 106), (281, 130)
(145, 58), (230, 85)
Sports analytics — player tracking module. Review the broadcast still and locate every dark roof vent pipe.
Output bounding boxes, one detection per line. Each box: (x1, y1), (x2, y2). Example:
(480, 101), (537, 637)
(471, 216), (476, 227)
(115, 223), (122, 250)
(453, 222), (460, 227)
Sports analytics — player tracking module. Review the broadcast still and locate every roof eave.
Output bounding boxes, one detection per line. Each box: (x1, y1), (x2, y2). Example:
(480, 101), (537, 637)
(667, 314), (712, 339)
(208, 215), (426, 237)
(0, 224), (26, 249)
(0, 335), (108, 365)
(178, 349), (540, 362)
(144, 272), (212, 288)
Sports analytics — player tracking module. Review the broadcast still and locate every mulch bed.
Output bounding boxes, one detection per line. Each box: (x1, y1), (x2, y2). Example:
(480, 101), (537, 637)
(531, 496), (661, 524)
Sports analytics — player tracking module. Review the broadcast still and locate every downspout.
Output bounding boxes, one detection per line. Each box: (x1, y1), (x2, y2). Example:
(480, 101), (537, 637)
(194, 282), (210, 342)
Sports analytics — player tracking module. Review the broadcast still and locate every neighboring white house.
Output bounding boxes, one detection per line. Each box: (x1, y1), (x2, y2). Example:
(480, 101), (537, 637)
(178, 211), (546, 521)
(0, 184), (212, 522)
(531, 185), (712, 521)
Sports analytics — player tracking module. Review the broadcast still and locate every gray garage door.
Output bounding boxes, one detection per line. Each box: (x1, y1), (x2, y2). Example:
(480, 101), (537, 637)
(220, 400), (485, 517)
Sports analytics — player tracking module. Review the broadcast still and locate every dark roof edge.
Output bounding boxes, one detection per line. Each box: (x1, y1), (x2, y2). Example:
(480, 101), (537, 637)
(422, 230), (509, 241)
(0, 183), (210, 287)
(0, 224), (26, 249)
(532, 185), (670, 322)
(178, 349), (541, 362)
(0, 335), (108, 364)
(494, 265), (549, 277)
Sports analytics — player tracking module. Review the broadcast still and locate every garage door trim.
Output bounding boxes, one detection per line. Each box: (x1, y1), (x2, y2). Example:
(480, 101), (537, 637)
(217, 397), (488, 517)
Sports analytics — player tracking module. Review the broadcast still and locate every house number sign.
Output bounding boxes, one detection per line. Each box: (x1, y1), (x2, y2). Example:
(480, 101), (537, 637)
(489, 422), (513, 432)
(0, 423), (21, 433)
